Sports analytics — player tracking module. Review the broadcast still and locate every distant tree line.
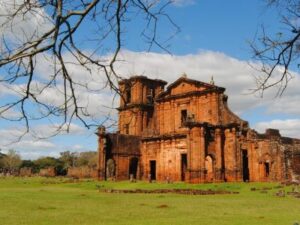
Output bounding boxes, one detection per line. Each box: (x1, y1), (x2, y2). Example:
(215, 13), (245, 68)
(0, 150), (97, 176)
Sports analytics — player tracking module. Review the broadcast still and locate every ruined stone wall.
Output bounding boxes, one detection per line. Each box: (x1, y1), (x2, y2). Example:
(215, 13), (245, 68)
(155, 94), (221, 135)
(19, 167), (33, 177)
(247, 139), (285, 182)
(98, 75), (300, 183)
(97, 133), (141, 180)
(141, 137), (187, 182)
(293, 153), (300, 174)
(67, 167), (98, 179)
(39, 167), (56, 177)
(155, 94), (244, 136)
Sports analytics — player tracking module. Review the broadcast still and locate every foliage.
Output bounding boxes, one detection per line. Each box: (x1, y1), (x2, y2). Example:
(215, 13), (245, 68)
(34, 156), (65, 175)
(0, 149), (4, 167)
(0, 150), (98, 175)
(76, 151), (97, 168)
(59, 151), (97, 169)
(59, 151), (78, 169)
(0, 149), (22, 173)
(34, 157), (60, 169)
(20, 160), (39, 173)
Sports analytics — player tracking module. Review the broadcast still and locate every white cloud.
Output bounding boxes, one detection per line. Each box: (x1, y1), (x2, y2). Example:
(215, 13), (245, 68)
(0, 127), (56, 159)
(2, 49), (300, 121)
(254, 119), (300, 138)
(0, 0), (52, 48)
(0, 125), (96, 159)
(13, 140), (55, 149)
(172, 0), (196, 7)
(30, 123), (86, 138)
(114, 50), (300, 116)
(1, 49), (300, 159)
(3, 49), (300, 127)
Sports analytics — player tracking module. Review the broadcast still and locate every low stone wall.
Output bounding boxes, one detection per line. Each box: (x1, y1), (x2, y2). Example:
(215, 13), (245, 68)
(19, 167), (33, 177)
(39, 167), (56, 177)
(67, 167), (98, 178)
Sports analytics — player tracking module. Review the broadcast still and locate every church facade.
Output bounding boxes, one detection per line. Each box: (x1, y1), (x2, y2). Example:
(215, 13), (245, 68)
(97, 75), (300, 183)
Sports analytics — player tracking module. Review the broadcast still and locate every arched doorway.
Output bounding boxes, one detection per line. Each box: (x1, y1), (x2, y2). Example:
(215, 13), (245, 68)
(205, 155), (214, 182)
(129, 157), (139, 179)
(106, 158), (116, 180)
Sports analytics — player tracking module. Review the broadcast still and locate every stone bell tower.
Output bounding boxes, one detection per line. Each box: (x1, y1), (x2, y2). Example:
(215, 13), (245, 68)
(118, 76), (167, 136)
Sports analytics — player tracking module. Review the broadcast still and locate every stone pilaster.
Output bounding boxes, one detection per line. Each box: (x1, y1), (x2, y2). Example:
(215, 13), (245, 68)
(199, 127), (206, 181)
(224, 128), (239, 181)
(187, 126), (206, 183)
(97, 126), (106, 180)
(215, 128), (223, 181)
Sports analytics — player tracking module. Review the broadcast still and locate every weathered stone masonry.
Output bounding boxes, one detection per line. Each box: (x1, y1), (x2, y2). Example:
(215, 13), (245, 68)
(97, 75), (300, 183)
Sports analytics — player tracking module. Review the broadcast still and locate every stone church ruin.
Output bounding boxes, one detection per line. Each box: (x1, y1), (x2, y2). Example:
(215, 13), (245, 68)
(97, 75), (300, 183)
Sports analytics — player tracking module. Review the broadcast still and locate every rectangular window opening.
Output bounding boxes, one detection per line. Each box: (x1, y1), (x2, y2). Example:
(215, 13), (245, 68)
(181, 110), (187, 126)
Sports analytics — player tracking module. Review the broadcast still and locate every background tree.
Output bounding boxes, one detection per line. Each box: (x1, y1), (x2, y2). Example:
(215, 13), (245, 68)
(34, 156), (65, 175)
(0, 149), (5, 170)
(59, 151), (78, 170)
(251, 0), (300, 95)
(76, 151), (97, 168)
(1, 149), (22, 174)
(0, 0), (178, 136)
(20, 159), (39, 173)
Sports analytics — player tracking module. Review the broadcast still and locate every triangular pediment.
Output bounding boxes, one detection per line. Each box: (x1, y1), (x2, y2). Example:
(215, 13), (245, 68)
(157, 76), (223, 99)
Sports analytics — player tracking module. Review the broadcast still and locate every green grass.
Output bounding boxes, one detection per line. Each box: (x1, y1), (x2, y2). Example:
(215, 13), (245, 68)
(0, 177), (299, 225)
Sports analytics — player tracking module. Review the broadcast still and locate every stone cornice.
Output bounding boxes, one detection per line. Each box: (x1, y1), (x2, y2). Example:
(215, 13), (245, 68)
(117, 103), (154, 111)
(156, 89), (224, 103)
(141, 133), (187, 142)
(118, 75), (167, 85)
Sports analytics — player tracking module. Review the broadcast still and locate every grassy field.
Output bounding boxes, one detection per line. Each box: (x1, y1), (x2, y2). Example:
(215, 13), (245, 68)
(0, 177), (299, 225)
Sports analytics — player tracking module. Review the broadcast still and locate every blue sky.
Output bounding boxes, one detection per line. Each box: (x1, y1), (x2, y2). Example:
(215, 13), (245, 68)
(0, 0), (299, 159)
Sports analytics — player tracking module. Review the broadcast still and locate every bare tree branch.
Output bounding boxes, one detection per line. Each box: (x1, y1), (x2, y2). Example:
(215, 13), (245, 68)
(250, 0), (300, 96)
(0, 0), (179, 139)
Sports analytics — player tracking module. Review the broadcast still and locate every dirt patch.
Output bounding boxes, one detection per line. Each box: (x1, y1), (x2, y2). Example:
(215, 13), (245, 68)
(37, 206), (56, 210)
(157, 204), (169, 208)
(100, 188), (239, 195)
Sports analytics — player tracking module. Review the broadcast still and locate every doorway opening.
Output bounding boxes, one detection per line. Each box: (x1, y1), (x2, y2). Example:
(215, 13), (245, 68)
(150, 160), (156, 180)
(264, 162), (270, 177)
(205, 155), (214, 182)
(181, 154), (187, 181)
(129, 157), (139, 179)
(242, 150), (249, 182)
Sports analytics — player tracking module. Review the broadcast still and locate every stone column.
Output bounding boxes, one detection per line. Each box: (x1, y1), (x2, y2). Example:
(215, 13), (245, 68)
(187, 127), (199, 182)
(231, 128), (239, 181)
(137, 111), (143, 135)
(224, 128), (238, 181)
(199, 127), (206, 182)
(97, 126), (106, 180)
(215, 128), (223, 181)
(187, 126), (206, 183)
